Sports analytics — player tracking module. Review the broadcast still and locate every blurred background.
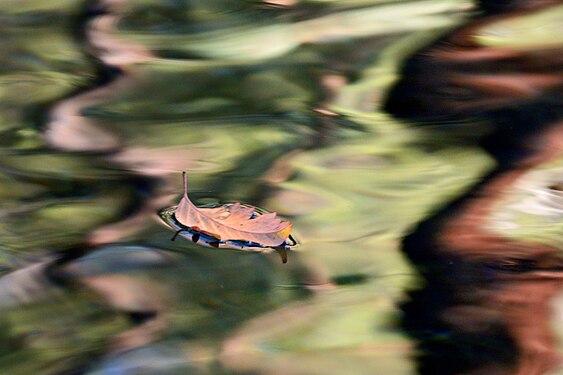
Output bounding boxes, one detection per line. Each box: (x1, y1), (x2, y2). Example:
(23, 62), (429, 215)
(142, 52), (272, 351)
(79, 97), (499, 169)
(0, 0), (561, 374)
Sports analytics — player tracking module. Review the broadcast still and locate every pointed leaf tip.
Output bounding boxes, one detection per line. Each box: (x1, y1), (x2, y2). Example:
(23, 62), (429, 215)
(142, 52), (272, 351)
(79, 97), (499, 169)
(275, 247), (288, 264)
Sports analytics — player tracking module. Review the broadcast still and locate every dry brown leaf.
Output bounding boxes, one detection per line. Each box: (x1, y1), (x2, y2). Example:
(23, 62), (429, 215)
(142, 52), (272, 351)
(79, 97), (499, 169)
(174, 172), (292, 247)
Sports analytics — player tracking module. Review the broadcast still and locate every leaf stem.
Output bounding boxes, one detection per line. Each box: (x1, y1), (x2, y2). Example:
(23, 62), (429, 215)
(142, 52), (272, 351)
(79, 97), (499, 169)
(182, 171), (188, 198)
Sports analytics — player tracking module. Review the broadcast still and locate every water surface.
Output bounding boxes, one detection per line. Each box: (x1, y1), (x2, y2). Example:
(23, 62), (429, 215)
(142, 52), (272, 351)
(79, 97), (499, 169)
(0, 1), (561, 374)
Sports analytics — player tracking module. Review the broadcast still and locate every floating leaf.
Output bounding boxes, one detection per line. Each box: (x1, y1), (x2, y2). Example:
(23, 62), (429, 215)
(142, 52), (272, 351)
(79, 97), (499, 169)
(160, 173), (294, 261)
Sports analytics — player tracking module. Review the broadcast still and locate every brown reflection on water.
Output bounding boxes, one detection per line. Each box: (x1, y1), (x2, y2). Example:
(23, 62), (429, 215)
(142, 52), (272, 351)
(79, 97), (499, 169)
(44, 0), (154, 153)
(385, 0), (563, 374)
(43, 0), (184, 250)
(1, 0), (561, 373)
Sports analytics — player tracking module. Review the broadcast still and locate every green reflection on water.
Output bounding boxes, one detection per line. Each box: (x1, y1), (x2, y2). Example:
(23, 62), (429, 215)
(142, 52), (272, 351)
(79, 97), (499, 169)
(0, 0), (560, 374)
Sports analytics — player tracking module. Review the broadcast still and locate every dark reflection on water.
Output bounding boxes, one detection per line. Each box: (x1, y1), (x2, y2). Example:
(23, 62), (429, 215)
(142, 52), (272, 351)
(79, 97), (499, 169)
(386, 0), (563, 374)
(0, 0), (561, 374)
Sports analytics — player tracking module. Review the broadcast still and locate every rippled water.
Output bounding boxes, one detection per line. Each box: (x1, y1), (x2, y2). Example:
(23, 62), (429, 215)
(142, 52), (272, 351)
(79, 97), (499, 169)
(0, 1), (561, 374)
